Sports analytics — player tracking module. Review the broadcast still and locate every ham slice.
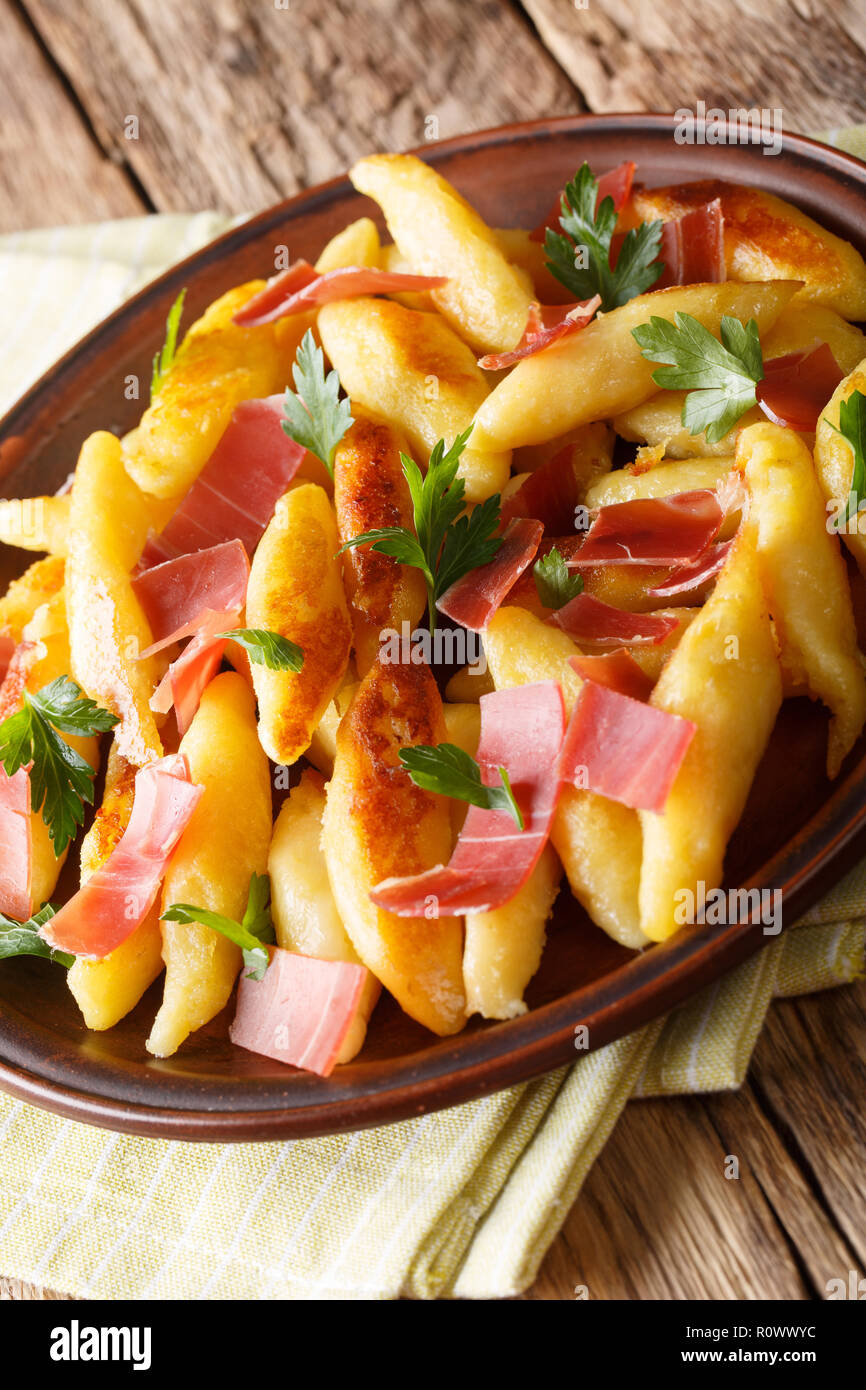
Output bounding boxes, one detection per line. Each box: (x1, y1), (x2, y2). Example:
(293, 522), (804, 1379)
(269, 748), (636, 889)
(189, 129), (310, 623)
(499, 444), (589, 534)
(648, 539), (733, 598)
(371, 682), (566, 915)
(230, 260), (319, 325)
(478, 297), (600, 370)
(653, 200), (725, 289)
(148, 608), (237, 735)
(569, 490), (725, 567)
(39, 754), (202, 958)
(141, 396), (307, 568)
(0, 767), (32, 922)
(233, 261), (449, 327)
(229, 948), (369, 1077)
(552, 592), (679, 645)
(596, 162), (637, 213)
(0, 633), (15, 685)
(0, 642), (45, 921)
(435, 518), (544, 631)
(756, 344), (844, 432)
(529, 161), (636, 242)
(0, 640), (40, 724)
(568, 651), (654, 702)
(133, 540), (249, 647)
(559, 680), (695, 813)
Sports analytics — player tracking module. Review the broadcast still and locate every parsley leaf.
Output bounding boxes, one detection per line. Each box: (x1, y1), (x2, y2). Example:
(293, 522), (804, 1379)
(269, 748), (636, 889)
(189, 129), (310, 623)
(399, 743), (524, 830)
(824, 389), (866, 527)
(631, 312), (765, 445)
(217, 627), (304, 672)
(435, 494), (502, 597)
(533, 547), (584, 610)
(281, 329), (353, 476)
(162, 873), (276, 981)
(26, 677), (120, 737)
(0, 903), (72, 968)
(339, 428), (502, 630)
(544, 163), (663, 312)
(0, 677), (118, 855)
(151, 289), (186, 400)
(241, 872), (273, 944)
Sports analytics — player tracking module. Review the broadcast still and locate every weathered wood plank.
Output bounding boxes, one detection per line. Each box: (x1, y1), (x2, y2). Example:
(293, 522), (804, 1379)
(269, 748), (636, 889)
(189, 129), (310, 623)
(704, 1083), (859, 1298)
(20, 0), (583, 219)
(529, 979), (866, 1299)
(536, 1094), (808, 1299)
(0, 2), (145, 231)
(522, 0), (866, 130)
(748, 981), (866, 1270)
(0, 1276), (69, 1299)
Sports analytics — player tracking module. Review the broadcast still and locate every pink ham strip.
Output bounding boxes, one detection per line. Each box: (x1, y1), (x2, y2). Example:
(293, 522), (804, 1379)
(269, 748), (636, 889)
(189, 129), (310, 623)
(756, 343), (844, 432)
(229, 260), (319, 326)
(133, 540), (249, 647)
(435, 518), (544, 632)
(39, 754), (202, 959)
(0, 633), (15, 685)
(529, 161), (636, 242)
(648, 539), (733, 598)
(230, 948), (369, 1077)
(140, 397), (307, 568)
(0, 642), (46, 921)
(552, 592), (679, 645)
(559, 680), (696, 814)
(0, 640), (40, 724)
(653, 200), (725, 289)
(568, 490), (725, 568)
(0, 767), (32, 922)
(499, 443), (587, 534)
(568, 651), (654, 702)
(148, 608), (238, 735)
(478, 296), (600, 371)
(371, 681), (566, 916)
(233, 262), (449, 327)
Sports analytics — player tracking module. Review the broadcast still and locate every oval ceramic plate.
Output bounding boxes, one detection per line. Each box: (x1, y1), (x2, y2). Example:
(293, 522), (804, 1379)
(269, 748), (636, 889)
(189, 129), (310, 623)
(2, 113), (866, 1140)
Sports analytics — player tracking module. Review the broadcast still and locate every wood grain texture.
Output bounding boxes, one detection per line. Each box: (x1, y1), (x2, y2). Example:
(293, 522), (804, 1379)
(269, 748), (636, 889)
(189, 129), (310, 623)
(0, 1), (145, 231)
(17, 0), (582, 222)
(528, 979), (866, 1300)
(0, 1277), (69, 1300)
(533, 1097), (810, 1300)
(522, 0), (866, 130)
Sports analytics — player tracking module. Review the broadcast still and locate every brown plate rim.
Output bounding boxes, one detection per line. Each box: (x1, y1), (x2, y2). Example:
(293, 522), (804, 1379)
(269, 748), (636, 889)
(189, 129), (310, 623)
(2, 111), (866, 1141)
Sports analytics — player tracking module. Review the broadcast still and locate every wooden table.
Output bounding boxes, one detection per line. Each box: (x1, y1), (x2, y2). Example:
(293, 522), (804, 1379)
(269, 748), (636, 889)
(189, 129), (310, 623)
(2, 0), (865, 1301)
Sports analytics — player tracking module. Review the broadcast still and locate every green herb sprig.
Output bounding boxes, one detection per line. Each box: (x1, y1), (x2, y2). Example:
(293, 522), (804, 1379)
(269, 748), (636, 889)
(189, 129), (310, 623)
(161, 873), (275, 981)
(824, 388), (866, 527)
(545, 163), (663, 312)
(281, 329), (353, 476)
(216, 628), (304, 672)
(533, 547), (584, 610)
(0, 903), (72, 968)
(399, 743), (524, 830)
(151, 289), (186, 399)
(631, 311), (765, 445)
(0, 677), (118, 854)
(339, 428), (502, 630)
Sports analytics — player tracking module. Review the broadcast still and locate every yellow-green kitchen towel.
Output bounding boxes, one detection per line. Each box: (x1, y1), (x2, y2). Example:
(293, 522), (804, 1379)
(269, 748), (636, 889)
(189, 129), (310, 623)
(1, 126), (865, 1301)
